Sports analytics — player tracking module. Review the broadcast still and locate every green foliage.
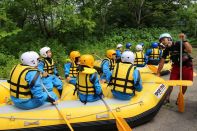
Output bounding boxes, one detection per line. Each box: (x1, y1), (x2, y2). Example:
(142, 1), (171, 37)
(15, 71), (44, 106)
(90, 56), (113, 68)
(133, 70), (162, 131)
(98, 28), (180, 52)
(0, 53), (19, 78)
(0, 27), (181, 78)
(0, 0), (196, 78)
(177, 3), (197, 37)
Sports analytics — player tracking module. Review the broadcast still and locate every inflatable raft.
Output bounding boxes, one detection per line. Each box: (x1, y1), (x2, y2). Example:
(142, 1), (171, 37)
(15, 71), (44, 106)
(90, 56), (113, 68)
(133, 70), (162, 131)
(94, 60), (172, 76)
(0, 73), (169, 130)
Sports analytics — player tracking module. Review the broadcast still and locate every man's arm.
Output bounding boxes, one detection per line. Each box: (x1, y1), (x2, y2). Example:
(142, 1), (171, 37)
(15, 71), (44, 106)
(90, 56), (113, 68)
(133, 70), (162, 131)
(179, 33), (192, 53)
(157, 58), (165, 76)
(184, 42), (192, 53)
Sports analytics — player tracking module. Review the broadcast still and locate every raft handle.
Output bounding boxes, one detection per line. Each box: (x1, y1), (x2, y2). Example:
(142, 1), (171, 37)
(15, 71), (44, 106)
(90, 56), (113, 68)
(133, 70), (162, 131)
(10, 116), (15, 121)
(96, 114), (109, 119)
(24, 120), (40, 126)
(139, 101), (144, 106)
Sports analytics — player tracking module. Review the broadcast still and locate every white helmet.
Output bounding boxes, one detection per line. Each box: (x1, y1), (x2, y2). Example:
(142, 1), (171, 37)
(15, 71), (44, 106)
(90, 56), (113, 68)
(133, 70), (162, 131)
(117, 43), (123, 49)
(40, 47), (50, 58)
(30, 51), (40, 59)
(136, 44), (143, 51)
(159, 33), (172, 40)
(121, 51), (135, 64)
(20, 51), (39, 67)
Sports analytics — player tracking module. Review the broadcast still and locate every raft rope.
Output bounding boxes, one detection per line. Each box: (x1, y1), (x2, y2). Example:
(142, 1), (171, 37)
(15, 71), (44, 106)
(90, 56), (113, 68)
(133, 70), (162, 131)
(0, 101), (143, 121)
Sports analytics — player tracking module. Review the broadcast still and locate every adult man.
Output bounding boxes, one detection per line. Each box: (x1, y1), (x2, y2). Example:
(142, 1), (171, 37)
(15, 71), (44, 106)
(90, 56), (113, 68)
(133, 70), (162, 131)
(157, 33), (193, 104)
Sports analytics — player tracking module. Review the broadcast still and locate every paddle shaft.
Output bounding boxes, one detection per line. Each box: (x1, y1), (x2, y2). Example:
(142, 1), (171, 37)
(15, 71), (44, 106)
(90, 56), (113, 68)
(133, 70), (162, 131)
(41, 82), (74, 131)
(100, 97), (128, 131)
(0, 82), (10, 90)
(178, 36), (184, 112)
(180, 38), (183, 94)
(92, 53), (103, 60)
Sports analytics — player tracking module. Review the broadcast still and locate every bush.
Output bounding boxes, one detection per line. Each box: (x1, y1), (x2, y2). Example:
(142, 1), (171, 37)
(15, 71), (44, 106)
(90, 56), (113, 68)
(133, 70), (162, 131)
(0, 27), (182, 78)
(0, 53), (19, 79)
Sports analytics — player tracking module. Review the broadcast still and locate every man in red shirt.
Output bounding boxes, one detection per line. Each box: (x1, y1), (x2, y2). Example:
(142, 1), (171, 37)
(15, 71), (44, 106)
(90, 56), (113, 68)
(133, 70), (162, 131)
(157, 33), (193, 104)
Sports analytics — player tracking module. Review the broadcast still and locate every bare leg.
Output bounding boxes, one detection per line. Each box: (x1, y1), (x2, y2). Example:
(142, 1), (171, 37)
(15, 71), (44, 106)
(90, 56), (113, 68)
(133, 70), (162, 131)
(182, 86), (187, 94)
(164, 86), (173, 103)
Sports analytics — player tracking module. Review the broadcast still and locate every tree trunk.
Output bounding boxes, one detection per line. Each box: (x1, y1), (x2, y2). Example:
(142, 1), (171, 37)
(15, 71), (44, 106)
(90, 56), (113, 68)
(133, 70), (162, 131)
(137, 0), (145, 25)
(32, 0), (44, 34)
(42, 14), (51, 38)
(18, 10), (27, 29)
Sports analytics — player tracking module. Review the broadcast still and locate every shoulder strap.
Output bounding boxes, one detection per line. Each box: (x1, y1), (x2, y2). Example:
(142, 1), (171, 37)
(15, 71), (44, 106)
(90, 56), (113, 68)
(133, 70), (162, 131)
(112, 62), (120, 90)
(90, 72), (97, 84)
(101, 59), (109, 71)
(102, 59), (109, 65)
(136, 70), (141, 85)
(132, 69), (140, 96)
(29, 71), (40, 88)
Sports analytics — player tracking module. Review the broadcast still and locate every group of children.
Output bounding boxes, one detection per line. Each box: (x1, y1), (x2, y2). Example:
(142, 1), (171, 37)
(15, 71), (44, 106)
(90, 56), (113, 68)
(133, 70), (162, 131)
(9, 47), (62, 109)
(9, 45), (145, 109)
(9, 36), (171, 110)
(115, 41), (169, 68)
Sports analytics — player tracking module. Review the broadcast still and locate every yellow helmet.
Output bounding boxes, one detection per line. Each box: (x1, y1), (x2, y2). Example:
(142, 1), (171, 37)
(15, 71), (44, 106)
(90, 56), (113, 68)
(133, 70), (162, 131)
(70, 51), (80, 61)
(106, 49), (116, 59)
(80, 54), (94, 68)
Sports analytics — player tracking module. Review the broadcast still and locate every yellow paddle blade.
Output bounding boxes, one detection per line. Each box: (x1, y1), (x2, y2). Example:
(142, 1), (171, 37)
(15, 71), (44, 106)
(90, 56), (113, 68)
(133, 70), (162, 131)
(116, 117), (132, 131)
(178, 91), (184, 113)
(162, 80), (193, 86)
(143, 80), (193, 86)
(147, 65), (157, 74)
